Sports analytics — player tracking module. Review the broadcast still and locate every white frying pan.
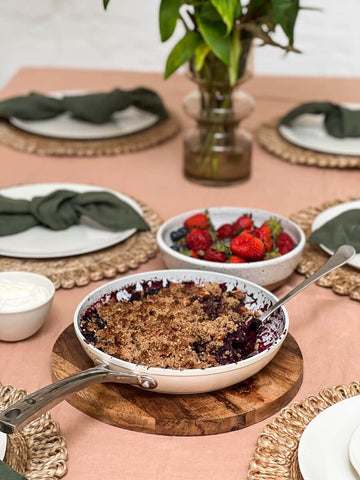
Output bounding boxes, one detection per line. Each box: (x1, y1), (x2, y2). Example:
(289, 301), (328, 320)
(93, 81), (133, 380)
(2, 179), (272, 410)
(0, 270), (288, 434)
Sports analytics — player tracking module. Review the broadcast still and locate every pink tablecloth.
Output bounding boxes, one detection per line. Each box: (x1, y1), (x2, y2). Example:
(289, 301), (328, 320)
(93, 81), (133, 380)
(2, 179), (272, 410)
(1, 68), (360, 480)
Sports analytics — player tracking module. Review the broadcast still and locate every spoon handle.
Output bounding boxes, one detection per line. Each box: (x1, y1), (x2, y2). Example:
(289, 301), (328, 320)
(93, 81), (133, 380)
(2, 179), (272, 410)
(259, 245), (356, 322)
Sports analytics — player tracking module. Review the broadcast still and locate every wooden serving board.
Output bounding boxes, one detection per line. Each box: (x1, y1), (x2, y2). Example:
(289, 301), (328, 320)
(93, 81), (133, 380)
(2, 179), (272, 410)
(51, 325), (303, 436)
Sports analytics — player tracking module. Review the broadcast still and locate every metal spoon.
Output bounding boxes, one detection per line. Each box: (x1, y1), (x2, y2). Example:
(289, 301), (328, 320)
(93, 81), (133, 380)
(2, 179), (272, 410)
(259, 244), (356, 323)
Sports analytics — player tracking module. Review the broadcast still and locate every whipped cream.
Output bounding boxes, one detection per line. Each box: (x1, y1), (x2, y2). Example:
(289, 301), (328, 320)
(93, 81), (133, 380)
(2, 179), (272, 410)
(0, 279), (49, 312)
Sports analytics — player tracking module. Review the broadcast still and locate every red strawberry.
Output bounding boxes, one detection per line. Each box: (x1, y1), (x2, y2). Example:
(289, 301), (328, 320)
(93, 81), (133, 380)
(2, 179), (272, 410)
(253, 226), (273, 252)
(228, 255), (246, 263)
(190, 251), (200, 259)
(217, 223), (234, 239)
(233, 215), (253, 233)
(264, 218), (282, 239)
(186, 228), (212, 252)
(230, 233), (265, 261)
(184, 213), (209, 230)
(204, 249), (227, 262)
(275, 232), (294, 255)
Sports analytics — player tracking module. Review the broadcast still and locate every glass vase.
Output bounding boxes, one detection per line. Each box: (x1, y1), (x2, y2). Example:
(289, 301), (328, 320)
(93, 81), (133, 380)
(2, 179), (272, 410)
(183, 77), (255, 186)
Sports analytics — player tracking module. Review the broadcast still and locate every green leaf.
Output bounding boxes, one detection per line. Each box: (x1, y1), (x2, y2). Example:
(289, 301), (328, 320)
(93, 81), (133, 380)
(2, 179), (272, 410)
(210, 0), (240, 34)
(229, 29), (242, 85)
(194, 41), (211, 71)
(164, 31), (202, 79)
(196, 3), (231, 66)
(103, 0), (110, 9)
(308, 209), (360, 253)
(159, 0), (183, 42)
(271, 0), (299, 45)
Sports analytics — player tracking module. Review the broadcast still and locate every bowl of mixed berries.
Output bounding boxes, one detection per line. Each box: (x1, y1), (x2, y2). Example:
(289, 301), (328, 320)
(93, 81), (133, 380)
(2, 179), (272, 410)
(156, 207), (306, 289)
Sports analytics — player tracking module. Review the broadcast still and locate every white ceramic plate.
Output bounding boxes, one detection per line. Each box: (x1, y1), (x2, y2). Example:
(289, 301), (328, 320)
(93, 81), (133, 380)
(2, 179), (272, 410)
(311, 200), (360, 269)
(0, 431), (6, 460)
(349, 424), (360, 477)
(9, 91), (159, 140)
(0, 183), (143, 258)
(298, 396), (360, 480)
(278, 103), (360, 155)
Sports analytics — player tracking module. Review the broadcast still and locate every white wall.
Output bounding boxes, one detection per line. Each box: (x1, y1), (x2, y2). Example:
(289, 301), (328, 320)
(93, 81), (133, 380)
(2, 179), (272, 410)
(0, 0), (359, 88)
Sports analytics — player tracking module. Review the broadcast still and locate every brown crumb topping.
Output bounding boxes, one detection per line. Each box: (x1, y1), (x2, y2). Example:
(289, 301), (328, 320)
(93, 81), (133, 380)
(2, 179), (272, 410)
(80, 281), (261, 369)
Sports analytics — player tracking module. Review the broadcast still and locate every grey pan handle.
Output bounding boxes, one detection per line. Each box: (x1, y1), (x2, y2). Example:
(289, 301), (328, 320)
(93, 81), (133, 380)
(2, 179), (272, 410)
(259, 245), (356, 323)
(0, 365), (157, 434)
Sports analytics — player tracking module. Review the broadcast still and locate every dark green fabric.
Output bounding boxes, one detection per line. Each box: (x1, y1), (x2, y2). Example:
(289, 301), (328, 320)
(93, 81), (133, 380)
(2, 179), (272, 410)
(0, 461), (28, 479)
(0, 88), (168, 124)
(279, 102), (360, 138)
(308, 209), (360, 253)
(0, 190), (149, 236)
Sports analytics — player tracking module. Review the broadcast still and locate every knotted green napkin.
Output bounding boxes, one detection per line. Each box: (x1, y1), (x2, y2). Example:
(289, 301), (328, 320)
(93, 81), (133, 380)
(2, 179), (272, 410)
(0, 88), (168, 124)
(0, 461), (28, 479)
(308, 209), (360, 253)
(279, 102), (360, 138)
(0, 190), (149, 236)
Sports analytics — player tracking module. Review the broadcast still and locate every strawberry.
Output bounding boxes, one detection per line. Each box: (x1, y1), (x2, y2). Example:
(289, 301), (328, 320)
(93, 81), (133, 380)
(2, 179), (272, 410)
(228, 255), (246, 263)
(230, 233), (265, 261)
(275, 232), (294, 255)
(190, 251), (200, 259)
(186, 228), (212, 252)
(184, 213), (210, 230)
(233, 215), (253, 233)
(253, 226), (273, 252)
(264, 218), (283, 239)
(217, 223), (234, 239)
(204, 249), (227, 262)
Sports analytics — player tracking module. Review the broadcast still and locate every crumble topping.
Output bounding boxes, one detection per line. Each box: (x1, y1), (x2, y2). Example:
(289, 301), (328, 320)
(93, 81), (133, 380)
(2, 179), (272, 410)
(80, 281), (263, 369)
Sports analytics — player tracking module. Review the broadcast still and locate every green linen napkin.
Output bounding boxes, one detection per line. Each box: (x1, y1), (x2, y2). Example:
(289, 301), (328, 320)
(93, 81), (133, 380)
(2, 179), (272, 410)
(279, 102), (360, 138)
(0, 88), (168, 124)
(0, 460), (28, 479)
(308, 209), (360, 253)
(0, 190), (149, 236)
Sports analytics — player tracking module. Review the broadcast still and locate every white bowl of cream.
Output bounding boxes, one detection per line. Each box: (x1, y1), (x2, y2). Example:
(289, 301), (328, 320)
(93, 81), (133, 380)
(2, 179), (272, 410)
(0, 272), (55, 341)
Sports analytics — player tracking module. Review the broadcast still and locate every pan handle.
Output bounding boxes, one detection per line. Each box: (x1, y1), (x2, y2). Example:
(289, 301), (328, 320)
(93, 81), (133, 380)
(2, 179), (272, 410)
(0, 365), (157, 434)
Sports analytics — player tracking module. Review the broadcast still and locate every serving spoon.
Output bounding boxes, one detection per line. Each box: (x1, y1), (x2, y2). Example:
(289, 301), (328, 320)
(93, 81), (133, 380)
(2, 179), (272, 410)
(259, 244), (356, 323)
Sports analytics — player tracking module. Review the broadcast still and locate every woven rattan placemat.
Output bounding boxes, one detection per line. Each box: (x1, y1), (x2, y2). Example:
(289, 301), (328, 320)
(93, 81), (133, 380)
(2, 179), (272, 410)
(0, 199), (162, 290)
(290, 197), (360, 302)
(0, 112), (180, 156)
(256, 118), (360, 168)
(248, 382), (360, 480)
(1, 383), (67, 479)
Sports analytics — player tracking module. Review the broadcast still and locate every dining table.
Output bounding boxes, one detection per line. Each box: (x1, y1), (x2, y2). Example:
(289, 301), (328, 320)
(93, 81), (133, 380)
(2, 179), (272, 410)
(0, 66), (360, 480)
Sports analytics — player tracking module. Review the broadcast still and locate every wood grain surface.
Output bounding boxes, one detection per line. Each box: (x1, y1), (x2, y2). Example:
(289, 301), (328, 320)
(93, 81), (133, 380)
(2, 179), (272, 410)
(51, 324), (303, 436)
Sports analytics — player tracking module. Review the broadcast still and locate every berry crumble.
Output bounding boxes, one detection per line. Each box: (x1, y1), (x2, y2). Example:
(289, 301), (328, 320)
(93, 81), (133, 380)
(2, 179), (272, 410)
(80, 281), (267, 369)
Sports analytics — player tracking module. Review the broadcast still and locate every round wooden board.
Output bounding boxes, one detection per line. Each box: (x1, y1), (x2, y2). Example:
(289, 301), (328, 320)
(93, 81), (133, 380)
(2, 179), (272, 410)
(51, 325), (303, 436)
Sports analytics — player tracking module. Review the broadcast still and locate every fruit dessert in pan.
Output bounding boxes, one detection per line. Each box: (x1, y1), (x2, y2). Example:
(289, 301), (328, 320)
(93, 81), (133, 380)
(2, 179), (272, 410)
(80, 280), (268, 370)
(170, 211), (295, 263)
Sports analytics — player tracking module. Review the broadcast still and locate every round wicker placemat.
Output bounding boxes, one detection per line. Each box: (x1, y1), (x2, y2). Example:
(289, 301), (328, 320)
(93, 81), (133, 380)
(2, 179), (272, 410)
(0, 112), (180, 156)
(248, 381), (360, 480)
(256, 118), (360, 168)
(0, 199), (162, 290)
(290, 197), (360, 302)
(0, 383), (67, 479)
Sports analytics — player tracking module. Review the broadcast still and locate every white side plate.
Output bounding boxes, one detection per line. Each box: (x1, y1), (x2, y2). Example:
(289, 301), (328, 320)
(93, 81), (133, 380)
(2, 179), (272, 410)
(9, 90), (159, 140)
(311, 200), (360, 270)
(0, 183), (143, 258)
(0, 432), (6, 460)
(279, 103), (360, 156)
(298, 396), (360, 480)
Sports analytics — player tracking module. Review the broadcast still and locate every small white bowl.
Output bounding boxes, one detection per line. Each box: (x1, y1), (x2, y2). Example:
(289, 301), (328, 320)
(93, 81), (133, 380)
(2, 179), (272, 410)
(0, 271), (55, 342)
(157, 207), (306, 290)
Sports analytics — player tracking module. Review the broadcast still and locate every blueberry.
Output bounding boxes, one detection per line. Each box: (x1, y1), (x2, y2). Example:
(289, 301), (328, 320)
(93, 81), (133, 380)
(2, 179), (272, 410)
(170, 227), (188, 242)
(171, 244), (181, 252)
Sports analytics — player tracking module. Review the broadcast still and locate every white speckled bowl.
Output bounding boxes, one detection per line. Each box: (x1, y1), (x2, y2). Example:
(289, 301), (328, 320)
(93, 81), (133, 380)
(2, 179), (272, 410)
(157, 207), (306, 290)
